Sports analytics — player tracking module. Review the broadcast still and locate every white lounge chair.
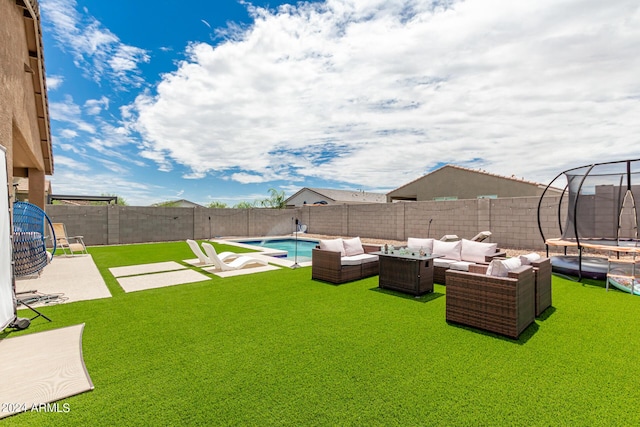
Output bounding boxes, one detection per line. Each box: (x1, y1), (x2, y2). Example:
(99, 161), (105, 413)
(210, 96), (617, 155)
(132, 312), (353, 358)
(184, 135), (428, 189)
(202, 243), (268, 271)
(186, 239), (238, 266)
(471, 231), (492, 242)
(439, 232), (491, 242)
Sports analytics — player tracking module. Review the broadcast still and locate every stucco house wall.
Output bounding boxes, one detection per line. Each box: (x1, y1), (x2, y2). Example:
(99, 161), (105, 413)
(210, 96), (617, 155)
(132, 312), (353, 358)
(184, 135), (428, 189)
(0, 0), (53, 209)
(286, 187), (386, 207)
(387, 165), (559, 202)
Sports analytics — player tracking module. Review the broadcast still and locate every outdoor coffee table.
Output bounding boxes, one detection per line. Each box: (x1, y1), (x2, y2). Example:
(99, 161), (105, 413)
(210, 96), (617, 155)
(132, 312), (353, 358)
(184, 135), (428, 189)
(373, 251), (439, 296)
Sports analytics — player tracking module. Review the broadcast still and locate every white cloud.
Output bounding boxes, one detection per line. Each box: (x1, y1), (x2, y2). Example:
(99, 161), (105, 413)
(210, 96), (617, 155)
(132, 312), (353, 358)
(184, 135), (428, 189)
(85, 121), (144, 166)
(84, 97), (110, 115)
(59, 129), (78, 139)
(49, 167), (166, 206)
(50, 97), (147, 169)
(230, 172), (268, 184)
(53, 155), (91, 171)
(132, 0), (640, 188)
(46, 74), (64, 90)
(138, 149), (173, 172)
(57, 142), (83, 154)
(49, 96), (96, 134)
(94, 158), (130, 174)
(40, 0), (150, 88)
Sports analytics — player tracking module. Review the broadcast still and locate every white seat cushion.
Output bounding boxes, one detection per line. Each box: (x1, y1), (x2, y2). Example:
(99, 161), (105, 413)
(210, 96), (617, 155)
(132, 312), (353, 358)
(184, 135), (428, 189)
(433, 240), (462, 261)
(461, 239), (498, 263)
(341, 253), (379, 266)
(449, 261), (474, 271)
(434, 258), (458, 268)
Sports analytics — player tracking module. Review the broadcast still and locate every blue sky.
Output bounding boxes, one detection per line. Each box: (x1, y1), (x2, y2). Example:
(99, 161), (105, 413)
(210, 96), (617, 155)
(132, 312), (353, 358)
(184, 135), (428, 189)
(40, 0), (640, 206)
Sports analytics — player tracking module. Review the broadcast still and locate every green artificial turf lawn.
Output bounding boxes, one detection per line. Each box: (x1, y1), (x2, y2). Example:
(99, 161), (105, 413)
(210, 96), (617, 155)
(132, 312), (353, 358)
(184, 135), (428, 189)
(5, 241), (640, 426)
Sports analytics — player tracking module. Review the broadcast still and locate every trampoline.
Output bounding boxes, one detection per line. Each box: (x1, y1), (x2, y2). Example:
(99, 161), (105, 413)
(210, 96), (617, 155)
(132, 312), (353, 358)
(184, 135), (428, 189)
(550, 255), (609, 281)
(537, 158), (640, 288)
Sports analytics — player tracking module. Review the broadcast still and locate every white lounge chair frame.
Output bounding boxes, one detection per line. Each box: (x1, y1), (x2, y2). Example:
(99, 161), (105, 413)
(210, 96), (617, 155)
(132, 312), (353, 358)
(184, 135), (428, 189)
(202, 243), (267, 271)
(471, 231), (492, 242)
(186, 239), (238, 266)
(439, 231), (492, 242)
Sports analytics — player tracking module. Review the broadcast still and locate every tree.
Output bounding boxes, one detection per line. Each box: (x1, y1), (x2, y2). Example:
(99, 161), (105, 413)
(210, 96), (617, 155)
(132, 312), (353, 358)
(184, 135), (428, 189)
(113, 195), (128, 206)
(259, 188), (286, 209)
(234, 201), (256, 209)
(91, 193), (127, 205)
(207, 201), (228, 208)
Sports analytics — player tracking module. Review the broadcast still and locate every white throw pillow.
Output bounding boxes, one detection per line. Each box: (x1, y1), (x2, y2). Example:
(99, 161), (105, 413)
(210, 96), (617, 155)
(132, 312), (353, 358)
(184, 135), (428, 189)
(343, 237), (365, 256)
(461, 239), (498, 263)
(432, 239), (462, 261)
(486, 257), (522, 277)
(519, 252), (541, 265)
(407, 238), (434, 253)
(319, 238), (345, 256)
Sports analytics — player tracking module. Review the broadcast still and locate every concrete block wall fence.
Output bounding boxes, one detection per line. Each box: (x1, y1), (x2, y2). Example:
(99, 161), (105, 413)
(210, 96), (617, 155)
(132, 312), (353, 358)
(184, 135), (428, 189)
(45, 195), (563, 250)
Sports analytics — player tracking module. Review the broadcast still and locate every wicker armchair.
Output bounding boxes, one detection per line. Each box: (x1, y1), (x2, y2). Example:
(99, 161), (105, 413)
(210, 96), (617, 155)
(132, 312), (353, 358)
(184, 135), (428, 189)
(312, 244), (380, 284)
(484, 256), (553, 317)
(445, 264), (535, 339)
(530, 257), (552, 316)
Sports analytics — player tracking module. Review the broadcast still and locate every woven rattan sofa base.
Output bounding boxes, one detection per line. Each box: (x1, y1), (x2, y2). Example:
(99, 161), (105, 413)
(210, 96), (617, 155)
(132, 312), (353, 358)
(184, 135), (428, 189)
(445, 264), (535, 339)
(311, 244), (380, 284)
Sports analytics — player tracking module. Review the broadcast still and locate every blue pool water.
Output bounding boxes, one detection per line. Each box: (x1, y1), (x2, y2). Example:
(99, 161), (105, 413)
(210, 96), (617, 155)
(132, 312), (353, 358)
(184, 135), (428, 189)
(238, 238), (319, 262)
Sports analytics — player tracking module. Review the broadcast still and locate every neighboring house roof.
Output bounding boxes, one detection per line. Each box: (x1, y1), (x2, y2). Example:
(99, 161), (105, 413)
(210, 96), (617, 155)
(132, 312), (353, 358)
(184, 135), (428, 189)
(391, 165), (541, 193)
(13, 177), (51, 194)
(151, 199), (205, 208)
(287, 187), (387, 205)
(388, 164), (564, 197)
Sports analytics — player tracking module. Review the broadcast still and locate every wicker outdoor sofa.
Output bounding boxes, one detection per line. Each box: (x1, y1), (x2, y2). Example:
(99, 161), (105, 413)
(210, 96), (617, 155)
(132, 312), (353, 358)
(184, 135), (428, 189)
(445, 263), (536, 339)
(311, 237), (381, 284)
(406, 237), (506, 285)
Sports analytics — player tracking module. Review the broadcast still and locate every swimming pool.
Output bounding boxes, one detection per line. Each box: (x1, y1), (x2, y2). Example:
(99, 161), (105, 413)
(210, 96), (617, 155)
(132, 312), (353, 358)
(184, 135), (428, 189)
(236, 238), (319, 262)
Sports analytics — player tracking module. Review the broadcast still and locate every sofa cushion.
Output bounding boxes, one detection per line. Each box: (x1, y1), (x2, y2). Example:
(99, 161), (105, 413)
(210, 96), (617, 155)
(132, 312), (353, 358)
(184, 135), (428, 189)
(450, 261), (475, 271)
(461, 239), (498, 263)
(407, 238), (434, 253)
(486, 257), (522, 277)
(434, 258), (458, 269)
(320, 238), (345, 256)
(433, 239), (462, 261)
(519, 252), (542, 265)
(341, 253), (379, 266)
(343, 237), (365, 256)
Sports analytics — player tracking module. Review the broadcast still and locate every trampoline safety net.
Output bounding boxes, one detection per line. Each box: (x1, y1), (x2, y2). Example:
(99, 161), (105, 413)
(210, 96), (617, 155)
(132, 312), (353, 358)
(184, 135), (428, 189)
(539, 158), (640, 245)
